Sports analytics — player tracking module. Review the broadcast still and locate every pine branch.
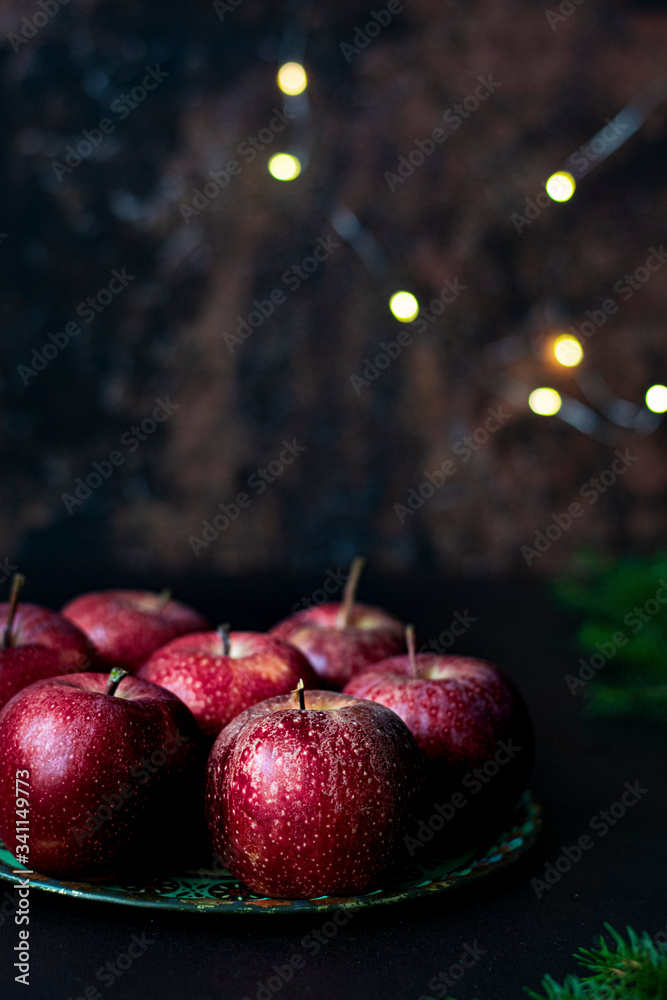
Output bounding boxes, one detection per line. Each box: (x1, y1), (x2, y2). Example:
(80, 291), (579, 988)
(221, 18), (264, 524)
(525, 925), (667, 1000)
(587, 683), (667, 722)
(553, 551), (667, 719)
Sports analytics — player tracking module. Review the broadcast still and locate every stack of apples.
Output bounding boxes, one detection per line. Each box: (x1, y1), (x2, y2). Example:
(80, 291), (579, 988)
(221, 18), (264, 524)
(0, 561), (534, 899)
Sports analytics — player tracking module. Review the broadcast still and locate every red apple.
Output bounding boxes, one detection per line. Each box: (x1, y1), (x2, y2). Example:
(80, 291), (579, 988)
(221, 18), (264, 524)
(269, 559), (405, 688)
(205, 688), (424, 898)
(344, 628), (534, 817)
(0, 574), (95, 712)
(0, 668), (203, 880)
(138, 627), (318, 739)
(62, 588), (209, 672)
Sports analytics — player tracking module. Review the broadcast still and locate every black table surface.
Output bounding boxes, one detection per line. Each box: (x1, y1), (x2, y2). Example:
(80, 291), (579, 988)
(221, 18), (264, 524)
(1, 569), (665, 1000)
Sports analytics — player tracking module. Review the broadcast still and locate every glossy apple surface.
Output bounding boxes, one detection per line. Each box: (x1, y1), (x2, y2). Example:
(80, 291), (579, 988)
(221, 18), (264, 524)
(62, 589), (209, 672)
(0, 672), (203, 880)
(269, 602), (405, 689)
(0, 602), (95, 712)
(344, 655), (534, 812)
(206, 690), (423, 898)
(138, 631), (318, 739)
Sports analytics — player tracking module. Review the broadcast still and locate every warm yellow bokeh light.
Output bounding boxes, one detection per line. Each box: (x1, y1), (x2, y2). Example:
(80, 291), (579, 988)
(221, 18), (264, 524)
(277, 62), (308, 96)
(529, 387), (562, 416)
(545, 171), (576, 202)
(646, 384), (667, 413)
(389, 291), (419, 322)
(553, 334), (584, 367)
(268, 153), (302, 181)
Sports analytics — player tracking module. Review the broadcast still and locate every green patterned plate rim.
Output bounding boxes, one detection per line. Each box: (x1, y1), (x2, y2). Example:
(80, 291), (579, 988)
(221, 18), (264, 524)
(0, 791), (541, 915)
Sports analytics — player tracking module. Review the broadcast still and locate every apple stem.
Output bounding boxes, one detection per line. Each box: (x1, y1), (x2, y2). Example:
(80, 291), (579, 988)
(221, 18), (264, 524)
(3, 573), (25, 649)
(217, 624), (231, 656)
(406, 624), (418, 678)
(155, 588), (172, 612)
(337, 557), (366, 628)
(106, 667), (129, 697)
(297, 678), (306, 710)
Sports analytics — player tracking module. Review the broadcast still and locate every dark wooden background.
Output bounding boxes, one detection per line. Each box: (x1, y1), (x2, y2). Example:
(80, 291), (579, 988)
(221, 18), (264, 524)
(1, 0), (667, 581)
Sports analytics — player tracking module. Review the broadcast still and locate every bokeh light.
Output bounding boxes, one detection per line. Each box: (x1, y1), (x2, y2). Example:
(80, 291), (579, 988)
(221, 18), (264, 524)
(277, 62), (308, 96)
(545, 171), (576, 202)
(645, 384), (667, 413)
(553, 334), (584, 367)
(389, 291), (419, 322)
(268, 153), (302, 181)
(529, 387), (562, 416)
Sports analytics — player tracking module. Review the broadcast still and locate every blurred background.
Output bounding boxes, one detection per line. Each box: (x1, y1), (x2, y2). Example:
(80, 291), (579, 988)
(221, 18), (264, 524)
(1, 0), (667, 584)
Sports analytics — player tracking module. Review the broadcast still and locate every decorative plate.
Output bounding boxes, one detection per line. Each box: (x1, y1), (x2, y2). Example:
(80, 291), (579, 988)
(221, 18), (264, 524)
(0, 791), (541, 914)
